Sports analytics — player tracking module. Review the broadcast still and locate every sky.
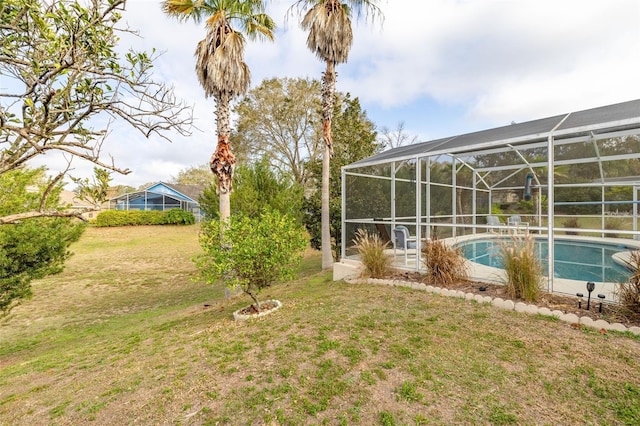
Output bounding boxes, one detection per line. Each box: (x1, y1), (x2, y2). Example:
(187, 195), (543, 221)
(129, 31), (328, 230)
(31, 0), (640, 188)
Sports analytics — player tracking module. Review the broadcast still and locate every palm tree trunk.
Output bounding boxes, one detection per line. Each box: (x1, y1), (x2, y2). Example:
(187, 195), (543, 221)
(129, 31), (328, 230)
(211, 93), (236, 223)
(321, 60), (336, 270)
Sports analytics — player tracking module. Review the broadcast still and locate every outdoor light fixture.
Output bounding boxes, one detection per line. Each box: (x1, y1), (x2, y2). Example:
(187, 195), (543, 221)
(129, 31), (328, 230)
(576, 293), (584, 309)
(586, 282), (596, 310)
(598, 294), (606, 313)
(523, 173), (534, 201)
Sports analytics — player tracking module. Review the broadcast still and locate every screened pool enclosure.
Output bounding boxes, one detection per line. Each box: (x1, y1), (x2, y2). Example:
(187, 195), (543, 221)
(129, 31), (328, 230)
(341, 99), (640, 295)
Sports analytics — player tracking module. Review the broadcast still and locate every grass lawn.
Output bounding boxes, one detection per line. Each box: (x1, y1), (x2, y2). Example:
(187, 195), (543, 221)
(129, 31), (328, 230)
(1, 225), (639, 425)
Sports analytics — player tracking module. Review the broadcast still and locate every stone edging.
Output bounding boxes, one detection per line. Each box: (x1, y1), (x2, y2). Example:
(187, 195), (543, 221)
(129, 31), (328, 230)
(233, 300), (283, 321)
(346, 278), (640, 336)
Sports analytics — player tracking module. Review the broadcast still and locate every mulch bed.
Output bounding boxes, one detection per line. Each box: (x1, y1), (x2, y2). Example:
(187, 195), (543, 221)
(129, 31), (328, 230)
(388, 271), (640, 329)
(236, 300), (280, 316)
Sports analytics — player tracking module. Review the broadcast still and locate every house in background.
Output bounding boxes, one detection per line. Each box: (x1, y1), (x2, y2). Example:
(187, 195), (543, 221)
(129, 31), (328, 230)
(59, 190), (105, 221)
(108, 182), (205, 221)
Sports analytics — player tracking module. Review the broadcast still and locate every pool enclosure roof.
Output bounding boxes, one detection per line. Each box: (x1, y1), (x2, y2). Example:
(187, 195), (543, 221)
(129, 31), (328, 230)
(346, 98), (640, 172)
(340, 99), (640, 294)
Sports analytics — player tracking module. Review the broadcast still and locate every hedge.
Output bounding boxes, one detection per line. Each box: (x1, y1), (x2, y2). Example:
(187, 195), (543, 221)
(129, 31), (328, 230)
(95, 209), (195, 227)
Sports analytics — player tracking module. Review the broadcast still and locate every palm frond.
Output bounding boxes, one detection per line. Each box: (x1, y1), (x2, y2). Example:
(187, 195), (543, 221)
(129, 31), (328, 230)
(301, 3), (353, 64)
(161, 0), (203, 22)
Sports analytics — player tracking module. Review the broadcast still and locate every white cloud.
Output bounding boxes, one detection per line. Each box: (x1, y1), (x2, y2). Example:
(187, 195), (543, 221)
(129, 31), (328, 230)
(345, 0), (640, 113)
(24, 0), (640, 187)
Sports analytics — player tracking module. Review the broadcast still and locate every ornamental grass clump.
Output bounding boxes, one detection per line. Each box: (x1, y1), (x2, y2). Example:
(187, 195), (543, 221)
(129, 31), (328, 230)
(605, 217), (625, 238)
(352, 228), (392, 278)
(562, 217), (580, 235)
(499, 234), (543, 302)
(617, 250), (640, 314)
(421, 238), (468, 286)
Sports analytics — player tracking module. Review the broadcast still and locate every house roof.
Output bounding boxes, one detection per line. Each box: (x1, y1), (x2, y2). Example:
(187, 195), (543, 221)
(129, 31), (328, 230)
(346, 98), (640, 169)
(109, 182), (205, 203)
(160, 182), (205, 202)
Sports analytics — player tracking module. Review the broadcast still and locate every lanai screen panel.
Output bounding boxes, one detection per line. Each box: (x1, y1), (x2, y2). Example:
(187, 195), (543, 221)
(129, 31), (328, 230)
(343, 100), (640, 284)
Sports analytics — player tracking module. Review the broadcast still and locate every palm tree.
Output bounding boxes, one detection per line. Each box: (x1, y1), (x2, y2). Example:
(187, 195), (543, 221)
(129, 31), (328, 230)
(289, 0), (382, 269)
(162, 0), (275, 222)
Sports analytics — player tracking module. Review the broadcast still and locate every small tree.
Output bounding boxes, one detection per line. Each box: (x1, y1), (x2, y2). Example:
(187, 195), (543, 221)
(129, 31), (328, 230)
(199, 159), (304, 222)
(1, 168), (85, 314)
(196, 210), (307, 312)
(71, 167), (112, 210)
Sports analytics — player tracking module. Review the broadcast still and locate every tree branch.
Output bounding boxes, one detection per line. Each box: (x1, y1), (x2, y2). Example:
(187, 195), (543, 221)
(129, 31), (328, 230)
(1, 0), (192, 178)
(0, 209), (89, 225)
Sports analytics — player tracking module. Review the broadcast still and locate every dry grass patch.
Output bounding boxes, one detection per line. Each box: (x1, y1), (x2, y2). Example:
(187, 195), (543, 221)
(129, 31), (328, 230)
(1, 226), (639, 425)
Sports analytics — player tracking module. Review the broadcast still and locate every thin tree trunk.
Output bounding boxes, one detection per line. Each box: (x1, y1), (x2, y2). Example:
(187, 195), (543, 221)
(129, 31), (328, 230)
(321, 60), (336, 270)
(321, 141), (332, 269)
(246, 289), (261, 313)
(219, 191), (231, 222)
(211, 93), (235, 223)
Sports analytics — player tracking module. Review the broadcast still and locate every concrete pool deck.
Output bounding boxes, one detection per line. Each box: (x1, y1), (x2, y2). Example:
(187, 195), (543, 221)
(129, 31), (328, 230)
(335, 233), (640, 302)
(447, 233), (640, 301)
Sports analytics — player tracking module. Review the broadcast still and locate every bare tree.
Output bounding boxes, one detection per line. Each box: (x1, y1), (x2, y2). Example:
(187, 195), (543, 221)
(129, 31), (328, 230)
(0, 0), (193, 223)
(378, 121), (419, 149)
(172, 164), (215, 187)
(234, 77), (323, 188)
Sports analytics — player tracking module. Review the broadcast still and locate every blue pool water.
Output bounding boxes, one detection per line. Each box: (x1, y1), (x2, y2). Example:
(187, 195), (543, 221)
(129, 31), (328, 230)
(457, 238), (633, 283)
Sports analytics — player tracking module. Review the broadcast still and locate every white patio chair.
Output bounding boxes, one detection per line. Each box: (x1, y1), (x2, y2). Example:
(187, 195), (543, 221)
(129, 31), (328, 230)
(487, 215), (504, 234)
(508, 215), (529, 234)
(393, 226), (418, 265)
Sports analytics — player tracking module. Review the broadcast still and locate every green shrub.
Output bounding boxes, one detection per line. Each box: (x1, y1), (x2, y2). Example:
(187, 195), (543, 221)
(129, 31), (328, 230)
(421, 238), (468, 286)
(352, 229), (392, 279)
(196, 210), (308, 311)
(165, 208), (195, 225)
(499, 234), (543, 302)
(95, 209), (194, 227)
(1, 218), (85, 314)
(616, 250), (640, 314)
(562, 217), (580, 235)
(0, 167), (86, 314)
(199, 159), (304, 222)
(491, 204), (504, 216)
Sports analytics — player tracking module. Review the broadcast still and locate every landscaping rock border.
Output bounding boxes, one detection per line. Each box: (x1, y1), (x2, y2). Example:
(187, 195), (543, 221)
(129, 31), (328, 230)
(233, 300), (282, 321)
(346, 278), (640, 336)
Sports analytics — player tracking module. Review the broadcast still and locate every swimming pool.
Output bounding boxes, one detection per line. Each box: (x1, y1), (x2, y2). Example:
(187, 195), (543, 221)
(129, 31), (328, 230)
(457, 237), (634, 283)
